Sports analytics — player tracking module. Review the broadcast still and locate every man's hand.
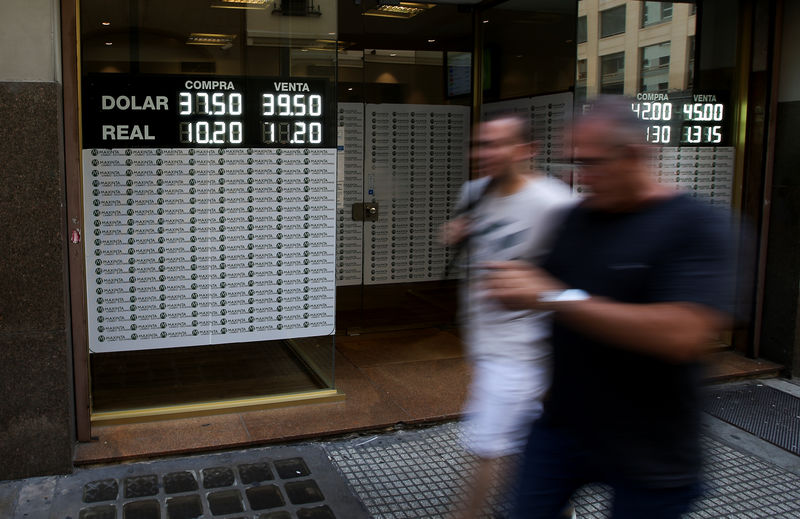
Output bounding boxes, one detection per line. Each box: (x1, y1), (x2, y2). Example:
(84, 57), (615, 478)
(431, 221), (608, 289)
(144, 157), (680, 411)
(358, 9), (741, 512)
(481, 261), (566, 310)
(440, 217), (471, 246)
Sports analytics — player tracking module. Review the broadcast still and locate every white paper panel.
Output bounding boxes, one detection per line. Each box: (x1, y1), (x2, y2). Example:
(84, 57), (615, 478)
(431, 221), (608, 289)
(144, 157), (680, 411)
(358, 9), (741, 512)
(336, 103), (365, 286)
(651, 146), (735, 206)
(83, 147), (336, 353)
(363, 104), (471, 285)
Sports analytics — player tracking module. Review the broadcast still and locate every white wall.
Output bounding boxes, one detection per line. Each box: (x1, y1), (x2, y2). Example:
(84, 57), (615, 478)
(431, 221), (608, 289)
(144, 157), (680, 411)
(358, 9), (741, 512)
(778, 0), (800, 103)
(0, 0), (61, 82)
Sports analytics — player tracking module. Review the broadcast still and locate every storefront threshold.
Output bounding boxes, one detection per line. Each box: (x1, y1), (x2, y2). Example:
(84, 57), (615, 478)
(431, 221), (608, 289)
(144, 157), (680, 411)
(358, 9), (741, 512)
(73, 330), (787, 468)
(74, 327), (470, 467)
(90, 389), (345, 426)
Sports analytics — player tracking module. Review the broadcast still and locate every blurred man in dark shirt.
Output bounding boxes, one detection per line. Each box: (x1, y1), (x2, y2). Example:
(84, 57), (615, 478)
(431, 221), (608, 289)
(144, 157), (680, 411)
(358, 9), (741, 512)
(484, 96), (736, 519)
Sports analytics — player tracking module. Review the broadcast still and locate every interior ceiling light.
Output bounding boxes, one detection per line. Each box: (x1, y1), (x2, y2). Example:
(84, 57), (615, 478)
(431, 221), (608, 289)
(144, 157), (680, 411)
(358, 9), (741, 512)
(101, 21), (111, 26)
(247, 36), (353, 52)
(210, 0), (269, 8)
(186, 33), (237, 46)
(362, 2), (435, 19)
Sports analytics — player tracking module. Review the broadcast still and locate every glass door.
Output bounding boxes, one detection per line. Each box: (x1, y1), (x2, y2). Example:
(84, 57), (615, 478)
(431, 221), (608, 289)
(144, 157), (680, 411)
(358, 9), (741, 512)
(334, 1), (474, 334)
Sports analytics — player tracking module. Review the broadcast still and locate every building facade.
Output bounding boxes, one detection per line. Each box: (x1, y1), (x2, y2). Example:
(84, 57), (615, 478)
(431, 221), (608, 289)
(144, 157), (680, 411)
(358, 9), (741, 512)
(0, 0), (797, 481)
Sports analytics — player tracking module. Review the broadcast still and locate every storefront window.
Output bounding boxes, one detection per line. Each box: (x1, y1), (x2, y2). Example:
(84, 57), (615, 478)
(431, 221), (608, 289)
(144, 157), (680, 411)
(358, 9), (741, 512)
(574, 0), (737, 217)
(79, 0), (339, 418)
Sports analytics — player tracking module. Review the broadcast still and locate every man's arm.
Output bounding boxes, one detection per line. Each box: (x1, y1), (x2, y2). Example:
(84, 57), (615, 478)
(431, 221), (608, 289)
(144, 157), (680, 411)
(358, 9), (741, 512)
(482, 261), (730, 363)
(549, 298), (727, 363)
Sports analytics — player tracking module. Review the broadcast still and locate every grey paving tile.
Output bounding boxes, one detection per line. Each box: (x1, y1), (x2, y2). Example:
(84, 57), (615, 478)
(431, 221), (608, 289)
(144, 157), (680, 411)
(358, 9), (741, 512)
(7, 382), (800, 519)
(324, 421), (800, 519)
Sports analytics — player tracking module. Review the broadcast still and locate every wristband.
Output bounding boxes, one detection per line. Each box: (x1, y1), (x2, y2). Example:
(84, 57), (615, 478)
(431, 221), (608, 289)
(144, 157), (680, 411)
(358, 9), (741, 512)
(537, 289), (591, 303)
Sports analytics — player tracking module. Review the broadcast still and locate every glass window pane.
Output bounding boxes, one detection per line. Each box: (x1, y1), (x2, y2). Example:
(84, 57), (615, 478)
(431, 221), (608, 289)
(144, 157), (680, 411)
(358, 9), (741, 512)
(640, 41), (670, 93)
(687, 35), (695, 90)
(481, 2), (577, 101)
(574, 1), (696, 98)
(576, 58), (588, 102)
(642, 2), (673, 28)
(600, 51), (625, 94)
(79, 0), (339, 413)
(577, 59), (587, 82)
(600, 5), (626, 38)
(577, 16), (587, 44)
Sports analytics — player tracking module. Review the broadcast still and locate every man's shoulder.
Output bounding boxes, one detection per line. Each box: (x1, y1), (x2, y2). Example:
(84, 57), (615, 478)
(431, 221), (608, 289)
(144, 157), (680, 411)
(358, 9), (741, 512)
(571, 193), (731, 227)
(464, 177), (492, 191)
(558, 194), (735, 255)
(457, 177), (493, 209)
(656, 192), (724, 213)
(521, 176), (576, 206)
(659, 194), (734, 237)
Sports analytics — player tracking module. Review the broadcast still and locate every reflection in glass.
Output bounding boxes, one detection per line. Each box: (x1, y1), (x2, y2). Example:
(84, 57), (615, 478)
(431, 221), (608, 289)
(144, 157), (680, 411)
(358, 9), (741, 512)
(576, 59), (587, 102)
(600, 52), (625, 94)
(576, 1), (696, 98)
(577, 16), (587, 44)
(687, 35), (695, 90)
(642, 1), (673, 27)
(600, 5), (626, 38)
(640, 42), (671, 93)
(480, 1), (576, 101)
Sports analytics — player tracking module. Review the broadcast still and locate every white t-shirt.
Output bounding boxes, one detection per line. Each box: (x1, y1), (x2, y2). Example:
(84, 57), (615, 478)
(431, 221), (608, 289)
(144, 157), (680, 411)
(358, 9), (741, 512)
(458, 175), (576, 362)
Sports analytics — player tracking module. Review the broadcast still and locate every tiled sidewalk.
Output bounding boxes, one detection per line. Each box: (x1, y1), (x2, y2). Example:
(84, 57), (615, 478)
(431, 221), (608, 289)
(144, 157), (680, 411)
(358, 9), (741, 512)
(4, 444), (370, 519)
(324, 421), (800, 518)
(4, 379), (800, 518)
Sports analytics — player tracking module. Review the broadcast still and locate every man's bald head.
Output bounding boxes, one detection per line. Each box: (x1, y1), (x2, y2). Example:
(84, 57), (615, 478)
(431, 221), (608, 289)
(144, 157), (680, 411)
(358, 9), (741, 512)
(574, 95), (651, 151)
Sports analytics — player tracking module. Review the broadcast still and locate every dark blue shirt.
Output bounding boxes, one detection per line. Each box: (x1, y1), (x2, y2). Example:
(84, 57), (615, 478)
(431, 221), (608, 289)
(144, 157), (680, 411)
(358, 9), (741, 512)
(541, 194), (736, 486)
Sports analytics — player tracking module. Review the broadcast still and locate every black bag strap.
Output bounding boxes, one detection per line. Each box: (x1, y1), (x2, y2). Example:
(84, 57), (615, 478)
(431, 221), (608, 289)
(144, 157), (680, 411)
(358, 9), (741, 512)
(443, 179), (492, 277)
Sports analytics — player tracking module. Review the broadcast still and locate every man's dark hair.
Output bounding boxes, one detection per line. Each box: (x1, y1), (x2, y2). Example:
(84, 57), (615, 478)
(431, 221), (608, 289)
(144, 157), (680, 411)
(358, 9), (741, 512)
(483, 112), (530, 145)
